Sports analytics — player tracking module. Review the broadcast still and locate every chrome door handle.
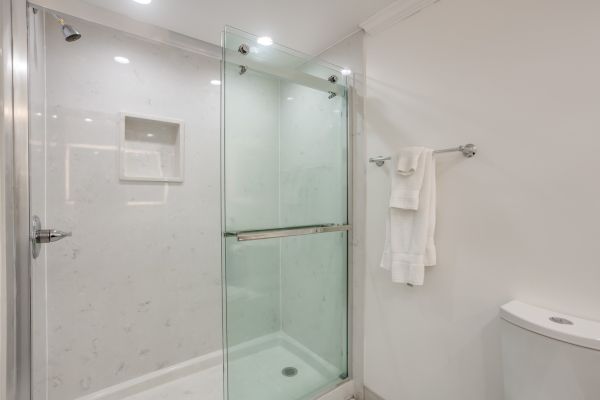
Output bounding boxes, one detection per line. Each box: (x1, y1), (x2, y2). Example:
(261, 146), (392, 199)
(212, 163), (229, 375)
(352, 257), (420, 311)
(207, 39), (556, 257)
(31, 215), (72, 259)
(225, 224), (351, 241)
(35, 229), (72, 244)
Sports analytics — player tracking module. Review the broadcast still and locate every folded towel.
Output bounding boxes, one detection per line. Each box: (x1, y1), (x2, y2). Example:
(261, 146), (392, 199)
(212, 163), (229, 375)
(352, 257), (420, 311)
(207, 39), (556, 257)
(389, 147), (425, 210)
(396, 147), (424, 175)
(381, 148), (437, 286)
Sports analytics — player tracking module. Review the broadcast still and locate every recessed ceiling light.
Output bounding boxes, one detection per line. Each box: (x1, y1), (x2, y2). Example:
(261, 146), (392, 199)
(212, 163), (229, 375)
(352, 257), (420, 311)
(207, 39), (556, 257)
(257, 36), (273, 46)
(210, 79), (221, 86)
(84, 118), (93, 122)
(341, 69), (352, 76)
(114, 56), (130, 64)
(51, 115), (58, 119)
(35, 112), (42, 116)
(286, 97), (294, 101)
(132, 0), (152, 4)
(146, 133), (154, 137)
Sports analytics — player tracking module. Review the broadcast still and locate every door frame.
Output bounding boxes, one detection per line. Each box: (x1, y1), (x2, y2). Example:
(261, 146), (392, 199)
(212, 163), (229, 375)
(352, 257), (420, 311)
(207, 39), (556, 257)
(2, 0), (31, 400)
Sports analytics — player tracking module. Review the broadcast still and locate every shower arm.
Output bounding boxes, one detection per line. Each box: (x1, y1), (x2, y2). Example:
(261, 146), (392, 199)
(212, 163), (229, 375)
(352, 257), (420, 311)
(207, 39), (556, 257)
(49, 12), (65, 25)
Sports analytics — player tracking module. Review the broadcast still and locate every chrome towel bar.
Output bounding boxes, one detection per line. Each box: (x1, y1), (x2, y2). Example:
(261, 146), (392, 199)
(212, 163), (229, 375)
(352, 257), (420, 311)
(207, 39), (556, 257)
(224, 224), (351, 241)
(369, 143), (477, 166)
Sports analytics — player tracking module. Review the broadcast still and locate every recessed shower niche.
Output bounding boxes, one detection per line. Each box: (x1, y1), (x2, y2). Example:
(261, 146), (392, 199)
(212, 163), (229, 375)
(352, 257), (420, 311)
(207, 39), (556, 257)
(120, 113), (185, 182)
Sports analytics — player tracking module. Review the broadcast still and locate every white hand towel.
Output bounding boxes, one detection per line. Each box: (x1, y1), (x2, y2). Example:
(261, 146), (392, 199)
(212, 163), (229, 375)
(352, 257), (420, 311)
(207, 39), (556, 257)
(381, 148), (437, 286)
(389, 147), (425, 210)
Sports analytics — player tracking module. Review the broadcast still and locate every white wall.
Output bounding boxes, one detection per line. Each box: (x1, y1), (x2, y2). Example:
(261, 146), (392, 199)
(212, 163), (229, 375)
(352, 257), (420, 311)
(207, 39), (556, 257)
(31, 11), (222, 399)
(363, 1), (600, 399)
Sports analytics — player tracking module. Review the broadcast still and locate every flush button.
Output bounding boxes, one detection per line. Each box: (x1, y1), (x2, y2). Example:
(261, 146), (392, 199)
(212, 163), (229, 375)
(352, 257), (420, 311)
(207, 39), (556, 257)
(550, 316), (574, 325)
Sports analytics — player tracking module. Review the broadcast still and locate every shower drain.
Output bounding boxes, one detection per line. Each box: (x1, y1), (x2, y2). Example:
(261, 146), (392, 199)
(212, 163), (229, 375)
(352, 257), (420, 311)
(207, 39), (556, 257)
(281, 367), (298, 377)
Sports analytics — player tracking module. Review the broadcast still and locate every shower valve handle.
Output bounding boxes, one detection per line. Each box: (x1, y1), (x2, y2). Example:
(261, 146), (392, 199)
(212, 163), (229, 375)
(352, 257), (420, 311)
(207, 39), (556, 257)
(35, 229), (72, 244)
(31, 215), (72, 259)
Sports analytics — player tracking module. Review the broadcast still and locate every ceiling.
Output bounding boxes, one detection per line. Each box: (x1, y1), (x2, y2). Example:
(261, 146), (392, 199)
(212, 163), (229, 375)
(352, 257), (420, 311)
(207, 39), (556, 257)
(81, 0), (395, 55)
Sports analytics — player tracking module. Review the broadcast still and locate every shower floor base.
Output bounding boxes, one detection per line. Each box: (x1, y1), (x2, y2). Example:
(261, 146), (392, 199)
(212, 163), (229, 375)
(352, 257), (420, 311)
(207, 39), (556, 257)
(227, 334), (342, 400)
(120, 332), (343, 400)
(123, 363), (222, 400)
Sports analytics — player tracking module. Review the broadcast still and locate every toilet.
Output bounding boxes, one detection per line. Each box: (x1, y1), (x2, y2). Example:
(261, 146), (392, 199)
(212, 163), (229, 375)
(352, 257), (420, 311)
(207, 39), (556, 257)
(500, 301), (600, 400)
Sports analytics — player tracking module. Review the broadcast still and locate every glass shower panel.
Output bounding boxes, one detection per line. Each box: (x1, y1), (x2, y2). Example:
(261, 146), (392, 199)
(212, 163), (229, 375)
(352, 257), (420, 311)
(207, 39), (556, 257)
(223, 28), (348, 231)
(224, 233), (348, 400)
(223, 27), (349, 400)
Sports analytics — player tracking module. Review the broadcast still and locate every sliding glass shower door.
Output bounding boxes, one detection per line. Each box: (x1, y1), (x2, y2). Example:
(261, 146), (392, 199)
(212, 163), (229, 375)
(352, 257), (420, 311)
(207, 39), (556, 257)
(222, 27), (350, 400)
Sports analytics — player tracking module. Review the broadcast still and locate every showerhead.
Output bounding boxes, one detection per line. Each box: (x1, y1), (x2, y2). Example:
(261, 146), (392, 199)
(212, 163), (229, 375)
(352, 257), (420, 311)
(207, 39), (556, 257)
(61, 24), (82, 42)
(51, 13), (82, 42)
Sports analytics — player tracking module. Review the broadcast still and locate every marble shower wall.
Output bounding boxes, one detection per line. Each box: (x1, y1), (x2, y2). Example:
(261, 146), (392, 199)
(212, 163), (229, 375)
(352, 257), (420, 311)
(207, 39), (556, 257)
(31, 11), (222, 399)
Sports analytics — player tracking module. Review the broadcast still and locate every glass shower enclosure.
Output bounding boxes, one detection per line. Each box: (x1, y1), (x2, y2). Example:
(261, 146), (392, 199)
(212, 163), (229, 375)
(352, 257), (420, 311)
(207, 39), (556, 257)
(222, 27), (350, 400)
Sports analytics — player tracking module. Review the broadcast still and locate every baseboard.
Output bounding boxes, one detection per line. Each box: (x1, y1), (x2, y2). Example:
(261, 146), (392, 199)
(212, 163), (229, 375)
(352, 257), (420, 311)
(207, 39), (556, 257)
(364, 386), (386, 400)
(316, 380), (356, 400)
(76, 349), (222, 400)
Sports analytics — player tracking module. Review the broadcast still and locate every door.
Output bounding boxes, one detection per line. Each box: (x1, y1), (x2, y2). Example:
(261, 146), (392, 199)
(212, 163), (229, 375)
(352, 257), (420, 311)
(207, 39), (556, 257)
(222, 27), (350, 400)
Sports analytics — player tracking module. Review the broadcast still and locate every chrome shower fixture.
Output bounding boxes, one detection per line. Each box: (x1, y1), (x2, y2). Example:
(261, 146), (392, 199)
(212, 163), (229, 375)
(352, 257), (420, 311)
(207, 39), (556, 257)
(62, 24), (82, 42)
(51, 13), (82, 42)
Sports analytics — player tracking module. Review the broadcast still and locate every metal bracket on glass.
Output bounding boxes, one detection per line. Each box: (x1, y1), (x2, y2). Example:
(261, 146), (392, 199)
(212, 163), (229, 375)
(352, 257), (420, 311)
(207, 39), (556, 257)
(225, 224), (351, 242)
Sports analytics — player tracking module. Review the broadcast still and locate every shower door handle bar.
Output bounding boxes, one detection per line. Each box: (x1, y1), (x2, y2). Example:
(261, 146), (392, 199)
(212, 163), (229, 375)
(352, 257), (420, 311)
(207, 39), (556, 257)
(225, 224), (351, 241)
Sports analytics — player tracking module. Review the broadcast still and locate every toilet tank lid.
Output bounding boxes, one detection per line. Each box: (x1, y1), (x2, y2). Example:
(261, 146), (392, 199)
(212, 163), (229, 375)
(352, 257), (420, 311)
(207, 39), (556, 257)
(500, 301), (600, 351)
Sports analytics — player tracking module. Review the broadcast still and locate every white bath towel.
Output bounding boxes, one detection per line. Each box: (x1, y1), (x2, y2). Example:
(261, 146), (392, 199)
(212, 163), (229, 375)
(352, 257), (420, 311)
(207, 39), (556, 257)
(381, 148), (437, 286)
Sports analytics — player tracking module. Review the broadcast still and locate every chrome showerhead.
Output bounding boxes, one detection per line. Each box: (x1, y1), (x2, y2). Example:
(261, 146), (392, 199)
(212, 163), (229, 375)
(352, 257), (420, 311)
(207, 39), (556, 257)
(51, 13), (82, 42)
(61, 24), (82, 42)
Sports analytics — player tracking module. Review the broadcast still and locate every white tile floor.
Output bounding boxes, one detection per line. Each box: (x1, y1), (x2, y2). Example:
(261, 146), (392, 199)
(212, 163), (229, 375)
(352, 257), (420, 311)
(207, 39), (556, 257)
(122, 336), (341, 400)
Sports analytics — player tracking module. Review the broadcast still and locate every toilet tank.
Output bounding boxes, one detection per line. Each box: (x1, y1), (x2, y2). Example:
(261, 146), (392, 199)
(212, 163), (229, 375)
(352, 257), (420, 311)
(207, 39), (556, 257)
(500, 301), (600, 400)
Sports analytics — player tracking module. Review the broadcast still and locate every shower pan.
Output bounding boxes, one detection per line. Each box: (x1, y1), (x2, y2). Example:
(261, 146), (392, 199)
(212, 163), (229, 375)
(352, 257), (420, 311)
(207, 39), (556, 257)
(221, 27), (351, 400)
